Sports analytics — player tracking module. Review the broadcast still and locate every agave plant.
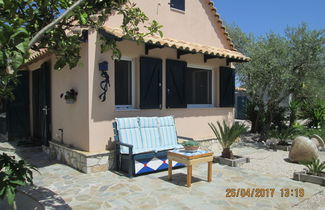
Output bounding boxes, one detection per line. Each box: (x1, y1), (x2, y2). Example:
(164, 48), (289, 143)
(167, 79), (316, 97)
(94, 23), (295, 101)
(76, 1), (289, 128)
(301, 158), (325, 176)
(209, 120), (247, 159)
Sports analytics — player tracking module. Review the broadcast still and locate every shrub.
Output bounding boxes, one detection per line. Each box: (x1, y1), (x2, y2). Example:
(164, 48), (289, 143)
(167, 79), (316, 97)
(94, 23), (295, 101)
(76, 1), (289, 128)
(300, 158), (325, 176)
(0, 153), (38, 207)
(301, 99), (325, 128)
(209, 120), (247, 159)
(270, 127), (298, 144)
(292, 124), (325, 140)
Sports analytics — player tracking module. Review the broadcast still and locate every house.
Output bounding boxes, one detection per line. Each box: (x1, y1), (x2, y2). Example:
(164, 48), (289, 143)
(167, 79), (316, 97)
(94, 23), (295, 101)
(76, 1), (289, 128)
(6, 0), (249, 173)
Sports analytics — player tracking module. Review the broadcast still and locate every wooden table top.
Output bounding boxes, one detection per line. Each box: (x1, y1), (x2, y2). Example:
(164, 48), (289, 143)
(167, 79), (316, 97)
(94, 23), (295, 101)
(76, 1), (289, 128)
(168, 150), (213, 160)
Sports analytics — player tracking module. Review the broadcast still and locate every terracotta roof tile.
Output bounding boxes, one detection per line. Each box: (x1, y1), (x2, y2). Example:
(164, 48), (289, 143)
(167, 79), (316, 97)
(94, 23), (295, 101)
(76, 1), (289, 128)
(103, 26), (250, 61)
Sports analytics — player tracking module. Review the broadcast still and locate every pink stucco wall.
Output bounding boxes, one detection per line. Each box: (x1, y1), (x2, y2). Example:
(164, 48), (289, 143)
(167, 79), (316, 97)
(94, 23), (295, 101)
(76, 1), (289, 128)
(106, 0), (231, 49)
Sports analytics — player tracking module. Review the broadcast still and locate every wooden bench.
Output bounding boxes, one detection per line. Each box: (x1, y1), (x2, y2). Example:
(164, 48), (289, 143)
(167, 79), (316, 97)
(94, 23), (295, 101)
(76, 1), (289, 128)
(113, 116), (184, 177)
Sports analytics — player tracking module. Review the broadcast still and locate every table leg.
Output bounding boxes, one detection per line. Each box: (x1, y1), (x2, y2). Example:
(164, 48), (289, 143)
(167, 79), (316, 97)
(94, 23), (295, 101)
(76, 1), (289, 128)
(187, 165), (192, 187)
(208, 161), (212, 182)
(168, 159), (172, 181)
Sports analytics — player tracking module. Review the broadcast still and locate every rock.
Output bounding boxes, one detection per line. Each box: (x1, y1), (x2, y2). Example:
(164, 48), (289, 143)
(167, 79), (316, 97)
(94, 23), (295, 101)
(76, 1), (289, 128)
(289, 136), (319, 162)
(311, 134), (324, 149)
(266, 138), (279, 146)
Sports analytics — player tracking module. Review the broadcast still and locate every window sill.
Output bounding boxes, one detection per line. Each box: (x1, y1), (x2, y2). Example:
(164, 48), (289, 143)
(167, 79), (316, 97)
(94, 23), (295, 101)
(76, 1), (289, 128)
(187, 104), (214, 109)
(115, 107), (140, 112)
(170, 7), (185, 14)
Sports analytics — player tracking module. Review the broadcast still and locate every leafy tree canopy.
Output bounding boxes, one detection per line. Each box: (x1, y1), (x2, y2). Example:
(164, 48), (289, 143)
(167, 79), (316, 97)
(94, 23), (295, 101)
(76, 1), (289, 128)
(0, 0), (162, 98)
(226, 23), (325, 136)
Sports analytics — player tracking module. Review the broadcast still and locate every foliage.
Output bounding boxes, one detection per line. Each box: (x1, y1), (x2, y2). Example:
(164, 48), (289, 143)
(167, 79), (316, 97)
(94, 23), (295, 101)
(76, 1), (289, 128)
(209, 121), (247, 149)
(226, 23), (325, 139)
(0, 0), (163, 99)
(270, 127), (298, 144)
(0, 153), (39, 207)
(292, 124), (325, 140)
(60, 89), (78, 100)
(288, 100), (300, 127)
(182, 140), (199, 147)
(300, 98), (325, 128)
(245, 100), (264, 133)
(300, 158), (325, 176)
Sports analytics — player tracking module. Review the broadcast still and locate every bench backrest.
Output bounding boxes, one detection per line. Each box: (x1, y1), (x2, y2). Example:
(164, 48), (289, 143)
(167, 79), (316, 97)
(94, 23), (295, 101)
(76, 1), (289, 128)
(158, 116), (178, 147)
(115, 117), (142, 154)
(115, 116), (179, 154)
(139, 117), (161, 150)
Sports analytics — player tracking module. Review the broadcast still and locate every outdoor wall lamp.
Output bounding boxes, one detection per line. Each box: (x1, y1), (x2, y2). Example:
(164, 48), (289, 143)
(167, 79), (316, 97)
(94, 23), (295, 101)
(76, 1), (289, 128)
(98, 61), (110, 102)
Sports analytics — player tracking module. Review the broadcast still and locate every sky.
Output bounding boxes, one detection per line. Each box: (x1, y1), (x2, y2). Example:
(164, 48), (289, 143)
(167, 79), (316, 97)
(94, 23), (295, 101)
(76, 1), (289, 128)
(213, 0), (325, 37)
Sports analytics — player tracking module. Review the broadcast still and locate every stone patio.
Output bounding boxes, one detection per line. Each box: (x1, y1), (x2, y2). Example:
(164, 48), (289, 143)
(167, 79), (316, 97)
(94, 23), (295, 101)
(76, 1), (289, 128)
(10, 148), (324, 210)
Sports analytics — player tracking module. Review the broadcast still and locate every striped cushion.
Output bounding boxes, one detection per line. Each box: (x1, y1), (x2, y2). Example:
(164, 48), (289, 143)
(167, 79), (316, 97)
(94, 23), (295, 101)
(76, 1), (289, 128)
(116, 118), (142, 154)
(139, 117), (160, 151)
(158, 116), (178, 147)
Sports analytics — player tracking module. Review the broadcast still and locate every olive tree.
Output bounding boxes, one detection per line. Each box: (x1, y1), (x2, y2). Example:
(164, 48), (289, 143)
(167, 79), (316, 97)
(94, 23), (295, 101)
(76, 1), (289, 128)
(227, 23), (325, 137)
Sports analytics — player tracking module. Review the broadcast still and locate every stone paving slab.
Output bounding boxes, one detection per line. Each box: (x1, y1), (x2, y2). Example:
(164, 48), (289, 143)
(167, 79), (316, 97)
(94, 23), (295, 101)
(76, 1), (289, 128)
(20, 150), (322, 210)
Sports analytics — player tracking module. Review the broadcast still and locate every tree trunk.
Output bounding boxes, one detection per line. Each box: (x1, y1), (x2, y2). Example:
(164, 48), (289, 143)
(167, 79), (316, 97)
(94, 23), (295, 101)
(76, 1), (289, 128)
(259, 106), (273, 141)
(222, 148), (234, 159)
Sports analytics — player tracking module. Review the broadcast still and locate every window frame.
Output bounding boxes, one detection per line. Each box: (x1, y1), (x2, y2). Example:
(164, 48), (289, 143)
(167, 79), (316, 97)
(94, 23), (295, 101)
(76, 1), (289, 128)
(186, 64), (214, 108)
(114, 57), (135, 110)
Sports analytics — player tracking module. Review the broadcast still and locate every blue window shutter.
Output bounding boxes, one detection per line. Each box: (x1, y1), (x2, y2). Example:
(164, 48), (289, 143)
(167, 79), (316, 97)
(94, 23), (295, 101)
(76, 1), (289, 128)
(166, 59), (187, 108)
(220, 67), (235, 107)
(140, 57), (162, 109)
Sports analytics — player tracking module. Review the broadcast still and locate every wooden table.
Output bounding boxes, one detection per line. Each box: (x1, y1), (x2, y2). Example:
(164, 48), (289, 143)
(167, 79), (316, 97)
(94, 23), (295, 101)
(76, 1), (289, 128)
(167, 150), (213, 187)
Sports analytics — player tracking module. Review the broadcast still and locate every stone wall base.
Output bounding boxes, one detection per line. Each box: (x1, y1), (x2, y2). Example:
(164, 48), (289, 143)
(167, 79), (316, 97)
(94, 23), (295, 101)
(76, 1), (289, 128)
(48, 141), (115, 173)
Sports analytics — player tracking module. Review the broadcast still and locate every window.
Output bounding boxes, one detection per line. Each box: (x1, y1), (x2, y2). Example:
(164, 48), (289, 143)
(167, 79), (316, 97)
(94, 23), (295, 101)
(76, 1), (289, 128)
(140, 57), (162, 109)
(170, 0), (185, 11)
(186, 67), (212, 106)
(115, 60), (132, 108)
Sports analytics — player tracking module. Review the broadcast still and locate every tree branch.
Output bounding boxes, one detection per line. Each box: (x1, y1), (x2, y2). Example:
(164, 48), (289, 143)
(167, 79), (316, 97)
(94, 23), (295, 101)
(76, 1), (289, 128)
(28, 0), (87, 50)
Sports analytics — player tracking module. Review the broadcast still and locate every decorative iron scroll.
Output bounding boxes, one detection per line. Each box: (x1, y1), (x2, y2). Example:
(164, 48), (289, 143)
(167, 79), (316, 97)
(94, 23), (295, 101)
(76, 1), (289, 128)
(98, 61), (110, 102)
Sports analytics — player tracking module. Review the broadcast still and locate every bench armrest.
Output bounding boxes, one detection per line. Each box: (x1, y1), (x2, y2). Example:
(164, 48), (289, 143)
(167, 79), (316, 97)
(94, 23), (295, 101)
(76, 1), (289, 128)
(116, 141), (133, 148)
(116, 141), (134, 155)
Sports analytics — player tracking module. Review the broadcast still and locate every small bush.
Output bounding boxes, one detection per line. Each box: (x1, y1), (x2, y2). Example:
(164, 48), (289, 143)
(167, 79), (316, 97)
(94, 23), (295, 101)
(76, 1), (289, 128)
(301, 99), (325, 128)
(0, 153), (38, 207)
(300, 158), (325, 176)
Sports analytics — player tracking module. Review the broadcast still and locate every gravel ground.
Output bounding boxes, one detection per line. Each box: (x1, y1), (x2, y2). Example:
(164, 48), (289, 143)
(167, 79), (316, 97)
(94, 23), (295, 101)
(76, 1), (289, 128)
(230, 133), (325, 210)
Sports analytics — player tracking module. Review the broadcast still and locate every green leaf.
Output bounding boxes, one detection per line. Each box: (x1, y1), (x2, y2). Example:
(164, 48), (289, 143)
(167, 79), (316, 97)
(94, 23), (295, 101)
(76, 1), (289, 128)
(80, 13), (88, 25)
(11, 51), (24, 69)
(10, 27), (28, 40)
(6, 186), (15, 206)
(9, 180), (25, 186)
(16, 42), (28, 53)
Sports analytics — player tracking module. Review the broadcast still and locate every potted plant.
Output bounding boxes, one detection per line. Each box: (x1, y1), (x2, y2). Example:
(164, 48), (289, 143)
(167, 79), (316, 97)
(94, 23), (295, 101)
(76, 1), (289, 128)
(293, 158), (325, 186)
(182, 140), (200, 152)
(209, 120), (248, 167)
(60, 89), (78, 104)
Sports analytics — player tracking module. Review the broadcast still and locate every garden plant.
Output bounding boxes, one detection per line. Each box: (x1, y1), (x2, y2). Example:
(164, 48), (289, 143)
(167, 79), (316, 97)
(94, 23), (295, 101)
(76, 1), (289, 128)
(209, 120), (247, 159)
(0, 153), (39, 209)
